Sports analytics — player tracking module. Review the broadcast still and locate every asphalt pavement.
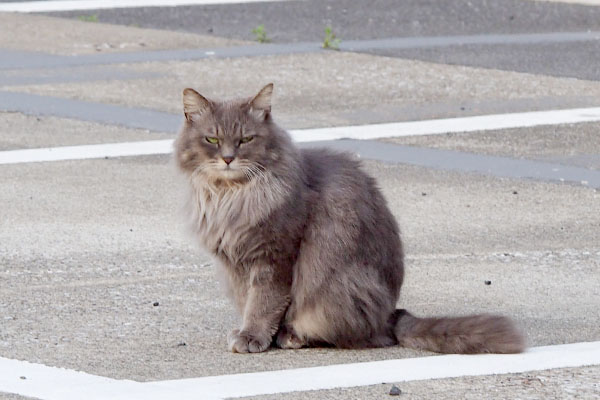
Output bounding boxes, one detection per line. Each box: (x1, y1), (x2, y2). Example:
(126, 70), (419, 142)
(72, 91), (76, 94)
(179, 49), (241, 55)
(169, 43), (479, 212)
(46, 0), (600, 79)
(47, 0), (600, 41)
(1, 1), (599, 399)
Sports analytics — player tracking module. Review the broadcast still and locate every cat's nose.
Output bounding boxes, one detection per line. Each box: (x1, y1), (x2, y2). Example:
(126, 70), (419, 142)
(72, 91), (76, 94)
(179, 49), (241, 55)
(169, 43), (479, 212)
(222, 156), (234, 165)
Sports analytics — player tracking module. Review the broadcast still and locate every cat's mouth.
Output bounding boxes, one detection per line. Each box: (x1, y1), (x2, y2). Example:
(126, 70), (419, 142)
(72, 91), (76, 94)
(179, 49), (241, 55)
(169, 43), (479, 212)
(194, 160), (261, 186)
(210, 166), (248, 182)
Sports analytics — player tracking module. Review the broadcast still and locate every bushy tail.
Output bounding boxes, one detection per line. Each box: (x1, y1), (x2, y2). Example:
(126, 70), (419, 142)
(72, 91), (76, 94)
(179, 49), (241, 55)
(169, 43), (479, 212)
(393, 309), (526, 354)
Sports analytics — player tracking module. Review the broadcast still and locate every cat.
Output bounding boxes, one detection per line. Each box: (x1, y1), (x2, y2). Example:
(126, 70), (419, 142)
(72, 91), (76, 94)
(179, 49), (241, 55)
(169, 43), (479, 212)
(174, 83), (526, 354)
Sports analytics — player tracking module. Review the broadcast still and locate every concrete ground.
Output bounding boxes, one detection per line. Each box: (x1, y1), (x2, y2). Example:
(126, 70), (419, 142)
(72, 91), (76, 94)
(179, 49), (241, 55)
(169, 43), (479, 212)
(5, 52), (600, 129)
(0, 12), (248, 55)
(0, 113), (172, 150)
(2, 156), (597, 382)
(1, 0), (600, 398)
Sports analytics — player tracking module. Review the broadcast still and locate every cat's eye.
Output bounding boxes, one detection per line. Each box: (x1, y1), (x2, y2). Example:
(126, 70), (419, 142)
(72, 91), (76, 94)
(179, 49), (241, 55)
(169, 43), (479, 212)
(240, 136), (254, 144)
(205, 136), (219, 145)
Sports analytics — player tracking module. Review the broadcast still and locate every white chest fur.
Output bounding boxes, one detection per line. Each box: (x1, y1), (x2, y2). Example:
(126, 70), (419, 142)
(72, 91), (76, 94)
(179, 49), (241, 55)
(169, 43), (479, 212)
(187, 174), (288, 263)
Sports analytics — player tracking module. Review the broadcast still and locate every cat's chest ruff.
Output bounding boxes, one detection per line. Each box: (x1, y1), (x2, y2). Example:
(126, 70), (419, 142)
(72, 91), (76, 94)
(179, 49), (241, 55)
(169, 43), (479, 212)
(189, 177), (286, 263)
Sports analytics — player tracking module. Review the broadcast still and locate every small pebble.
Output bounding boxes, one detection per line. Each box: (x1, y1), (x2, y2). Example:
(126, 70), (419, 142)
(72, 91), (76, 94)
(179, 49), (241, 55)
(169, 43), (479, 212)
(389, 385), (401, 396)
(153, 302), (159, 307)
(421, 192), (427, 196)
(512, 191), (518, 195)
(484, 280), (492, 285)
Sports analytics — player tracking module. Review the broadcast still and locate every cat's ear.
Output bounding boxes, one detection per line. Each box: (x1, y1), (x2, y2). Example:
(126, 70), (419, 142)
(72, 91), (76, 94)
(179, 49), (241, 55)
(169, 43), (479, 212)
(183, 88), (211, 122)
(248, 83), (273, 120)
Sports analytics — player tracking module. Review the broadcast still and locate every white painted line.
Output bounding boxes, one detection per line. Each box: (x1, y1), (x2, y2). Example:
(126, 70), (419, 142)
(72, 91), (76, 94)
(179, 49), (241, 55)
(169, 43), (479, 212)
(0, 139), (174, 165)
(150, 341), (600, 398)
(0, 0), (296, 13)
(0, 356), (217, 400)
(290, 106), (600, 142)
(2, 107), (600, 165)
(533, 0), (600, 6)
(0, 356), (144, 400)
(2, 341), (600, 400)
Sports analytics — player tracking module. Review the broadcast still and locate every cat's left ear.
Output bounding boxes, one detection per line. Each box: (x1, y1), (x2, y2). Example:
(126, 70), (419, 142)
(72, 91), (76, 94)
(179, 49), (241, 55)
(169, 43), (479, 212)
(248, 83), (273, 120)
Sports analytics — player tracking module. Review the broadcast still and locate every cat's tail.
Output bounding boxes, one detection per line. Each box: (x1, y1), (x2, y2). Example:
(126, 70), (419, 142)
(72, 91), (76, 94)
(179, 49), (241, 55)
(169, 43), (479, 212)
(393, 309), (526, 354)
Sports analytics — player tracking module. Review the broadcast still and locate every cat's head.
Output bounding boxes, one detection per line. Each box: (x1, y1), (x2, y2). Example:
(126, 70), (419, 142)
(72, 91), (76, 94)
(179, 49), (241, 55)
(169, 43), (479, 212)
(175, 83), (292, 186)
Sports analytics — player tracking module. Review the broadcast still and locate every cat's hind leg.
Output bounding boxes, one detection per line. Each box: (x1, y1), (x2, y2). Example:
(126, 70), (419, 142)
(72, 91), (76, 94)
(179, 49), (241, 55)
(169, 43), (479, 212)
(279, 284), (396, 350)
(275, 324), (307, 349)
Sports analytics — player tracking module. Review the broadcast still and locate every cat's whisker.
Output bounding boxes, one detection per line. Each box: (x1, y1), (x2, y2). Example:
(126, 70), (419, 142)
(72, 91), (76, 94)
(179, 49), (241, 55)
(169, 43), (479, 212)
(238, 161), (266, 183)
(247, 166), (263, 179)
(242, 168), (254, 181)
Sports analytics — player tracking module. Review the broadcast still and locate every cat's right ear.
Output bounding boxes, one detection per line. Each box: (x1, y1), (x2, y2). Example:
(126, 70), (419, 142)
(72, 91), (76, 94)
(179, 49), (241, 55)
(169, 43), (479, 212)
(248, 83), (273, 121)
(183, 88), (211, 122)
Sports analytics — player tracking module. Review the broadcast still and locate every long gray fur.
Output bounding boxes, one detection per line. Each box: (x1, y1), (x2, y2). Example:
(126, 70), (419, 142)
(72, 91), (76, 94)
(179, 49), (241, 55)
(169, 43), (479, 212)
(174, 84), (526, 354)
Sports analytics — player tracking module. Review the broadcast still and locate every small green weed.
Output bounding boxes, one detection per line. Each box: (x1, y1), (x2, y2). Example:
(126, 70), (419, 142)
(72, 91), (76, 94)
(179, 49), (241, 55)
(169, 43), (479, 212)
(77, 14), (98, 22)
(252, 24), (271, 43)
(322, 26), (341, 50)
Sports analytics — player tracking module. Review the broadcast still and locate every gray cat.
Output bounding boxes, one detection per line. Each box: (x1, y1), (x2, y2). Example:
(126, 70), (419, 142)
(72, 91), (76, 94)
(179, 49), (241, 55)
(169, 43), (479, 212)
(174, 83), (525, 354)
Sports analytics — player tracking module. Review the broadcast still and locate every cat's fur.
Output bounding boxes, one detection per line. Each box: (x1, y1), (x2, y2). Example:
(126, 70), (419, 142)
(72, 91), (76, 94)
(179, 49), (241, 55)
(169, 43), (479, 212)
(174, 83), (526, 354)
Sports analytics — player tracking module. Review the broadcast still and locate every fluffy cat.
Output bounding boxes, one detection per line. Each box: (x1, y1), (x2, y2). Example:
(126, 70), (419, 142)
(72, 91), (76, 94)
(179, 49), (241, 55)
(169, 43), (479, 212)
(174, 83), (525, 354)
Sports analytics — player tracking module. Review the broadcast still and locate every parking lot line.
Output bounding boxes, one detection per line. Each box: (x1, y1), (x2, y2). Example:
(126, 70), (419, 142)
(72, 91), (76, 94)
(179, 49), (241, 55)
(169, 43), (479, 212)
(1, 341), (599, 400)
(2, 107), (600, 165)
(290, 106), (600, 141)
(0, 356), (146, 400)
(0, 0), (297, 13)
(0, 140), (174, 165)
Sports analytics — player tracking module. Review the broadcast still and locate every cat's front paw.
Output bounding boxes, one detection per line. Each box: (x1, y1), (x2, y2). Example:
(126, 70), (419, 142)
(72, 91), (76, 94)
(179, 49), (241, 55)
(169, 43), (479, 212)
(227, 329), (271, 353)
